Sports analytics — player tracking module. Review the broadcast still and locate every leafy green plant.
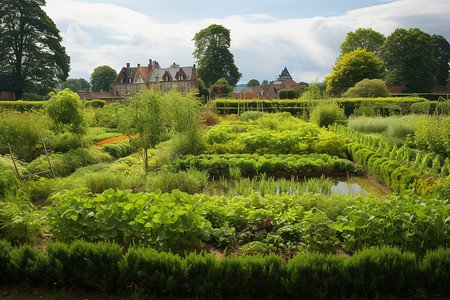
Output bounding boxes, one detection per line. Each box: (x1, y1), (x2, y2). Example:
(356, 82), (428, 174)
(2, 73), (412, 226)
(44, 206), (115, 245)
(310, 102), (346, 127)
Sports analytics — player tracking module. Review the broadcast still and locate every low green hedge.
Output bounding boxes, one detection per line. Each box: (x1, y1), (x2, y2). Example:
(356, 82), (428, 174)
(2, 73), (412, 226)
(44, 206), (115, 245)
(0, 240), (448, 298)
(0, 100), (46, 112)
(212, 97), (426, 117)
(173, 153), (359, 176)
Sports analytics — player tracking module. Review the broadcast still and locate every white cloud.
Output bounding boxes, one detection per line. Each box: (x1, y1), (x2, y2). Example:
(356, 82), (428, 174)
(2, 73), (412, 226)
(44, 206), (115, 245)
(65, 23), (92, 45)
(45, 0), (450, 83)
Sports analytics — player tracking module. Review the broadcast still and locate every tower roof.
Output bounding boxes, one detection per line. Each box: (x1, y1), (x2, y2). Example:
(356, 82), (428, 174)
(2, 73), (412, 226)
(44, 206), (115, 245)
(278, 67), (292, 80)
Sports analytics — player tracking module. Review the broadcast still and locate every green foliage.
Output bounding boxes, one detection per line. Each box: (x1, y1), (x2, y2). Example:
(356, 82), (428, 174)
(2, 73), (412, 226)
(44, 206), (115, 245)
(0, 111), (47, 161)
(310, 102), (346, 127)
(46, 189), (212, 250)
(414, 117), (450, 156)
(326, 49), (384, 96)
(145, 168), (209, 194)
(335, 194), (449, 253)
(338, 28), (386, 61)
(0, 241), (449, 298)
(0, 0), (70, 99)
(0, 101), (46, 112)
(410, 101), (450, 115)
(45, 89), (87, 135)
(381, 28), (437, 92)
(432, 34), (450, 85)
(240, 110), (265, 121)
(343, 78), (390, 98)
(247, 79), (260, 87)
(102, 139), (136, 158)
(0, 198), (45, 244)
(174, 154), (357, 177)
(90, 65), (117, 92)
(193, 24), (242, 86)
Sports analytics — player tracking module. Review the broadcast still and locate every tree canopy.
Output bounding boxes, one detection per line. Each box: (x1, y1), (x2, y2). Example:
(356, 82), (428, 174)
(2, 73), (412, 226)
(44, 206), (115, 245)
(325, 48), (384, 96)
(90, 65), (117, 92)
(342, 78), (390, 98)
(247, 79), (260, 87)
(58, 78), (90, 92)
(193, 24), (242, 87)
(381, 28), (437, 92)
(337, 28), (385, 62)
(0, 0), (70, 99)
(431, 34), (450, 85)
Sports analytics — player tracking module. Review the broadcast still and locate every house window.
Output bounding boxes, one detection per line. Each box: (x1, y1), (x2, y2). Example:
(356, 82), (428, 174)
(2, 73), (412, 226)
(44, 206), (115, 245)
(120, 78), (124, 83)
(178, 75), (184, 80)
(128, 78), (132, 83)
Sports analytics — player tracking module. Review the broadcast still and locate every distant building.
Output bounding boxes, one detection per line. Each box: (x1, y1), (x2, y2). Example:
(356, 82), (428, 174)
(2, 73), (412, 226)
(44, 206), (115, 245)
(114, 59), (199, 97)
(387, 83), (450, 95)
(252, 67), (298, 100)
(0, 91), (16, 101)
(77, 89), (123, 104)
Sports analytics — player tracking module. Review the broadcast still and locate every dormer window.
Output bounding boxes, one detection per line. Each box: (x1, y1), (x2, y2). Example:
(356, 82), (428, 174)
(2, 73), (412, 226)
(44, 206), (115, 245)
(164, 75), (170, 82)
(120, 78), (124, 83)
(128, 78), (132, 83)
(178, 75), (184, 80)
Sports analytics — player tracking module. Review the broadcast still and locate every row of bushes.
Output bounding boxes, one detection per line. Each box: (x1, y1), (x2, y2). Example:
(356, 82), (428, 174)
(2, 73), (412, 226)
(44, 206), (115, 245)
(0, 99), (106, 112)
(173, 154), (359, 176)
(331, 124), (450, 176)
(0, 240), (448, 298)
(212, 97), (426, 117)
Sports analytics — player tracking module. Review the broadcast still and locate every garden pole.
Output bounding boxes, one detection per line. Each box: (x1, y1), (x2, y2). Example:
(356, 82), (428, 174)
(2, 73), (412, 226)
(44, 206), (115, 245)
(7, 143), (22, 184)
(39, 134), (55, 178)
(78, 134), (88, 167)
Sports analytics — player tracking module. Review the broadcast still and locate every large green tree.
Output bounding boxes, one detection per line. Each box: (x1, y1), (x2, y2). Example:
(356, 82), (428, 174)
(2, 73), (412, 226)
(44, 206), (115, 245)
(247, 79), (260, 87)
(0, 0), (70, 99)
(381, 28), (437, 92)
(193, 24), (242, 87)
(325, 48), (384, 96)
(431, 34), (450, 85)
(337, 28), (385, 62)
(58, 78), (91, 92)
(90, 65), (117, 92)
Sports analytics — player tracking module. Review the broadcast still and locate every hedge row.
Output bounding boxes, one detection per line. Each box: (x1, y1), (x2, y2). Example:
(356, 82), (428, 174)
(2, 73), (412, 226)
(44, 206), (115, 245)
(0, 100), (46, 112)
(212, 97), (426, 117)
(0, 99), (106, 112)
(173, 153), (359, 176)
(330, 124), (450, 178)
(0, 240), (448, 299)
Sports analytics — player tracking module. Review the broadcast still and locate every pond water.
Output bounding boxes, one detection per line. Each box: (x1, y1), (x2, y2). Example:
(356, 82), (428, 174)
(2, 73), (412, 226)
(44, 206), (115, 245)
(204, 174), (390, 198)
(329, 175), (389, 197)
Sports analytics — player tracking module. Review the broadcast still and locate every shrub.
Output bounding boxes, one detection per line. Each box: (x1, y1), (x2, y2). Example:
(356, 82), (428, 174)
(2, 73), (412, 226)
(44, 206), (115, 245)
(343, 78), (390, 98)
(310, 102), (346, 127)
(414, 116), (450, 156)
(240, 110), (265, 121)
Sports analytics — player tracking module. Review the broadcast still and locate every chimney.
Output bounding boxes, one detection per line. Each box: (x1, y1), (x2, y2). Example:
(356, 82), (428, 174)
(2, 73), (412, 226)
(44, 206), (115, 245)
(193, 64), (196, 69)
(126, 63), (130, 68)
(137, 63), (140, 68)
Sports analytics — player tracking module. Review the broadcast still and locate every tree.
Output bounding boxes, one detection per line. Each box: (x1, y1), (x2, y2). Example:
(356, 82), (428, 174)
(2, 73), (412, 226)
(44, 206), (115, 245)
(381, 28), (437, 92)
(58, 78), (91, 92)
(0, 0), (70, 99)
(210, 78), (233, 98)
(343, 78), (390, 98)
(261, 80), (269, 87)
(193, 24), (242, 87)
(337, 28), (385, 62)
(325, 48), (384, 96)
(196, 78), (210, 101)
(90, 65), (117, 92)
(247, 79), (260, 87)
(431, 35), (450, 85)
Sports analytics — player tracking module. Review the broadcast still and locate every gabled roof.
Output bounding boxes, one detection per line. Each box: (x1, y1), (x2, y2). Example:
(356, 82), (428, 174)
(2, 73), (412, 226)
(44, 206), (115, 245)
(148, 66), (194, 83)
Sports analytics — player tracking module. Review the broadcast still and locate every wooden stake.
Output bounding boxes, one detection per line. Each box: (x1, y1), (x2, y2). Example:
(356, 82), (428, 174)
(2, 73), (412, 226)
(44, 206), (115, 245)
(7, 143), (22, 184)
(78, 134), (88, 167)
(39, 134), (55, 178)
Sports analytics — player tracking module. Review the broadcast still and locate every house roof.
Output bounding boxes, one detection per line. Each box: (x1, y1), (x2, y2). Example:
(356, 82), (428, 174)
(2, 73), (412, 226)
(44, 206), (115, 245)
(278, 67), (292, 80)
(148, 66), (194, 83)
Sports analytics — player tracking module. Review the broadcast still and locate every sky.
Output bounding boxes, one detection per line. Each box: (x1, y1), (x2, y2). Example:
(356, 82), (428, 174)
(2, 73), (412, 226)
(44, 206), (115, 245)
(44, 0), (450, 85)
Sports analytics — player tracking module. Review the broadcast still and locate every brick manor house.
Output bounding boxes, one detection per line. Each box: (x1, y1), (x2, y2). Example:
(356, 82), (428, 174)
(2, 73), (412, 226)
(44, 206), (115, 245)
(114, 59), (199, 97)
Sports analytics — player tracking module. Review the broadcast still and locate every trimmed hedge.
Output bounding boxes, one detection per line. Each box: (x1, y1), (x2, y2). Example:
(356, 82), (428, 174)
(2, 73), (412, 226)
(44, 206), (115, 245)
(0, 240), (448, 298)
(212, 97), (426, 117)
(173, 153), (359, 176)
(0, 100), (46, 112)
